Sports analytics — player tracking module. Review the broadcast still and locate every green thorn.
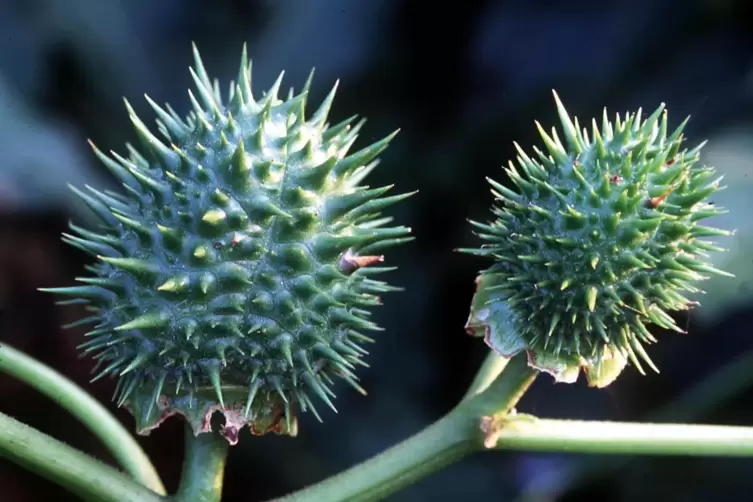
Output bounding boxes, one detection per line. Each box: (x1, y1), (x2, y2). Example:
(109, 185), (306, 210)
(144, 94), (187, 141)
(551, 90), (582, 153)
(208, 366), (225, 408)
(303, 372), (337, 413)
(115, 312), (169, 331)
(236, 43), (253, 105)
(123, 99), (179, 171)
(280, 339), (294, 368)
(323, 115), (358, 142)
(340, 373), (367, 396)
(229, 138), (249, 181)
(547, 313), (561, 338)
(296, 157), (336, 190)
(193, 245), (209, 260)
(87, 140), (139, 189)
(68, 184), (119, 226)
(39, 285), (109, 299)
(145, 373), (167, 421)
(243, 379), (262, 418)
(272, 378), (288, 403)
(120, 352), (149, 376)
(535, 121), (569, 165)
(332, 130), (399, 177)
(99, 256), (159, 279)
(90, 358), (124, 383)
(631, 337), (659, 373)
(299, 392), (323, 423)
(202, 209), (227, 225)
(111, 211), (149, 235)
(586, 286), (598, 312)
(189, 67), (222, 120)
(62, 314), (101, 330)
(252, 199), (293, 219)
(284, 401), (292, 433)
(117, 376), (139, 407)
(157, 225), (183, 251)
(157, 274), (191, 294)
(310, 80), (339, 126)
(265, 71), (285, 103)
(325, 185), (394, 222)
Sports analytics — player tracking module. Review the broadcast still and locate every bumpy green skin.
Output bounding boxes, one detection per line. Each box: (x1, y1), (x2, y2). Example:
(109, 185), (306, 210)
(462, 92), (732, 387)
(43, 44), (413, 441)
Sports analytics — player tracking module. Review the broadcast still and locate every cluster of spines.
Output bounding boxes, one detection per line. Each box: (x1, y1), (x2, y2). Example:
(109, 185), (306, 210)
(43, 43), (414, 429)
(463, 91), (731, 372)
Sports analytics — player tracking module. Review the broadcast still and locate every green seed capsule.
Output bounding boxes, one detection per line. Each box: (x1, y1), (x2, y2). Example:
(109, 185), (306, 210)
(461, 91), (732, 388)
(41, 43), (414, 443)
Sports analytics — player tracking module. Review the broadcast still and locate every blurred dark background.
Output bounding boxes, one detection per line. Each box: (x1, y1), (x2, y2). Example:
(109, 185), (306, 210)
(0, 1), (752, 501)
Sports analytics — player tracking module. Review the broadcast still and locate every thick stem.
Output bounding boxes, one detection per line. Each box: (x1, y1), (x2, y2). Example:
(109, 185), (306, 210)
(273, 353), (537, 502)
(274, 409), (475, 502)
(489, 417), (753, 456)
(0, 411), (164, 502)
(0, 343), (166, 494)
(175, 426), (229, 502)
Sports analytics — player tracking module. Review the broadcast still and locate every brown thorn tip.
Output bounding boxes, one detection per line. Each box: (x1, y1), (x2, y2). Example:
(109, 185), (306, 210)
(339, 249), (384, 274)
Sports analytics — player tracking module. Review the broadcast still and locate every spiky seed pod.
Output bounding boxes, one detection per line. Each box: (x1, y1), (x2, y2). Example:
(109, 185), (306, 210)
(42, 43), (414, 443)
(461, 91), (733, 388)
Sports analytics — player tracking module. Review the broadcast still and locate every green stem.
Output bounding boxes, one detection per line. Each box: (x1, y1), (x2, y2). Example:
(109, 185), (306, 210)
(462, 351), (508, 399)
(275, 408), (474, 502)
(273, 353), (538, 502)
(0, 411), (164, 502)
(0, 343), (166, 494)
(514, 348), (753, 502)
(465, 352), (537, 416)
(175, 426), (229, 502)
(489, 417), (753, 456)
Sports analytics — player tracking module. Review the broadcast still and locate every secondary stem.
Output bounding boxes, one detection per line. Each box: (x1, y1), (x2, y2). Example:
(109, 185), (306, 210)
(0, 411), (164, 502)
(0, 343), (166, 494)
(465, 353), (538, 417)
(490, 417), (753, 456)
(273, 353), (537, 502)
(175, 426), (229, 502)
(462, 351), (508, 399)
(272, 346), (753, 502)
(513, 348), (753, 502)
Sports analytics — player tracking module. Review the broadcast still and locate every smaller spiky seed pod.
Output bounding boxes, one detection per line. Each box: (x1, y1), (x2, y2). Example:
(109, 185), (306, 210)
(42, 44), (414, 442)
(461, 91), (733, 387)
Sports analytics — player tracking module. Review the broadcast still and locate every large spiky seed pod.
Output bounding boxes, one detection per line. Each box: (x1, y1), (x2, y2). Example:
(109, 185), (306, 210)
(461, 91), (733, 388)
(42, 44), (414, 443)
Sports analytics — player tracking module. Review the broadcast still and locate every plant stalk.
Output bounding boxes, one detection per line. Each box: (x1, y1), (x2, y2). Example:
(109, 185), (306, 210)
(0, 343), (166, 494)
(489, 417), (753, 456)
(274, 408), (475, 502)
(0, 411), (164, 502)
(175, 425), (229, 502)
(462, 351), (509, 399)
(514, 347), (753, 502)
(273, 347), (753, 502)
(274, 353), (538, 502)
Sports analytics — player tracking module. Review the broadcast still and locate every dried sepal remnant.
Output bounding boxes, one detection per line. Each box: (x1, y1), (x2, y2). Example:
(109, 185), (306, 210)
(127, 385), (295, 445)
(462, 91), (732, 387)
(42, 43), (415, 440)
